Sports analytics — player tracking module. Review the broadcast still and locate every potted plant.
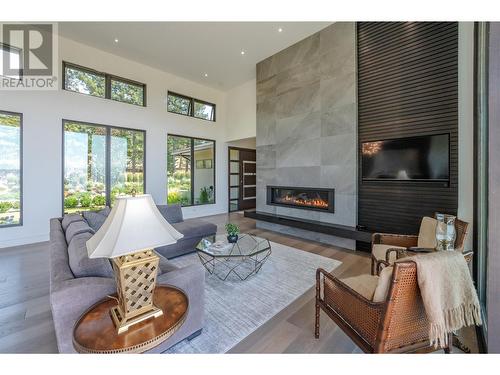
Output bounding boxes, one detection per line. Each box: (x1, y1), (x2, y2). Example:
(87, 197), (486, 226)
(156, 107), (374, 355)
(225, 223), (240, 243)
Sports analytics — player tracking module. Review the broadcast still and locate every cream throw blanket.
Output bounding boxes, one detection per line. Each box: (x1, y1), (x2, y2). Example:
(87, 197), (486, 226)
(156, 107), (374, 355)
(410, 251), (482, 348)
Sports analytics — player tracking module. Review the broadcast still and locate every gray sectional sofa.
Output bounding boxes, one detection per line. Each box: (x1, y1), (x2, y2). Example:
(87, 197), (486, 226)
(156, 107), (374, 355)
(49, 204), (216, 353)
(154, 205), (217, 258)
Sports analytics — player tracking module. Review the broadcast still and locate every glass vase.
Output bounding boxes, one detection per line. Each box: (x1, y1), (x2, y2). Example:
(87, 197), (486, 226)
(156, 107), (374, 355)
(435, 213), (456, 251)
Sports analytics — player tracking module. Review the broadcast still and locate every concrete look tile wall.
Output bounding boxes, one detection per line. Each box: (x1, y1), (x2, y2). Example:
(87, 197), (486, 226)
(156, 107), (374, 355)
(256, 22), (357, 248)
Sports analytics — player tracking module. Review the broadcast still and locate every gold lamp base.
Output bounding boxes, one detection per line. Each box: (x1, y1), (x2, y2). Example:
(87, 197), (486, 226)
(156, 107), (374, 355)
(110, 304), (163, 334)
(110, 249), (163, 334)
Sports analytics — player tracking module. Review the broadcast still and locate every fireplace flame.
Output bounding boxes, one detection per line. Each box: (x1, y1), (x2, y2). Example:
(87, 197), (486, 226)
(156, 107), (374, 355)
(276, 194), (329, 209)
(362, 141), (382, 156)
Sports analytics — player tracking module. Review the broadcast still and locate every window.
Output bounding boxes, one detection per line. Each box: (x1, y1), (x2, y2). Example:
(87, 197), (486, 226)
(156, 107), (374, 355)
(63, 62), (146, 106)
(167, 91), (216, 122)
(111, 78), (145, 106)
(167, 135), (215, 206)
(64, 63), (105, 98)
(63, 120), (145, 213)
(167, 92), (191, 116)
(0, 111), (22, 227)
(0, 44), (22, 80)
(110, 128), (145, 204)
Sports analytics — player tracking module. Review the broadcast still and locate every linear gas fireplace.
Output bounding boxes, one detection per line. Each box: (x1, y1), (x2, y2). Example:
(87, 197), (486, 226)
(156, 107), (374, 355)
(267, 186), (335, 213)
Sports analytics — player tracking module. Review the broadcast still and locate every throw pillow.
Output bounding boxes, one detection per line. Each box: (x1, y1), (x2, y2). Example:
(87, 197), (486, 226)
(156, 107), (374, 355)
(61, 213), (85, 231)
(373, 266), (393, 302)
(65, 220), (95, 244)
(83, 208), (110, 232)
(156, 204), (183, 224)
(417, 216), (438, 249)
(68, 232), (114, 278)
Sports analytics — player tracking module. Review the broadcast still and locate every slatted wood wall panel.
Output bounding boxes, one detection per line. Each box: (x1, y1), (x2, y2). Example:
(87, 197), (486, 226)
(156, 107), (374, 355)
(357, 22), (459, 237)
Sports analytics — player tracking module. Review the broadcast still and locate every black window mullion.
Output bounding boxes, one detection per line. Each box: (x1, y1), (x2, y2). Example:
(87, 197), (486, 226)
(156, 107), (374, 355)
(191, 137), (195, 205)
(105, 127), (111, 207)
(105, 74), (111, 100)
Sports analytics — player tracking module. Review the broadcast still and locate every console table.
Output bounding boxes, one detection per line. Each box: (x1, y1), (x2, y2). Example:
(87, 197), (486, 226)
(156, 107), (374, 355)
(73, 285), (188, 354)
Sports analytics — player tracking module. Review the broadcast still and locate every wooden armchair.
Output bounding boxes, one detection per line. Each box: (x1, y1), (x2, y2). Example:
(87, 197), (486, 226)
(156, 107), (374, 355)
(370, 217), (470, 275)
(315, 261), (453, 353)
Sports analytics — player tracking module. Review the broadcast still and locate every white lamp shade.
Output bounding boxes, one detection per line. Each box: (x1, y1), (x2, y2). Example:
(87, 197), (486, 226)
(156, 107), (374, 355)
(86, 194), (184, 259)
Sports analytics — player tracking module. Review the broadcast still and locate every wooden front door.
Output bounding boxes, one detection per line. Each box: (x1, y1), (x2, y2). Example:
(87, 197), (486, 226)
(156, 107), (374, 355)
(228, 147), (256, 212)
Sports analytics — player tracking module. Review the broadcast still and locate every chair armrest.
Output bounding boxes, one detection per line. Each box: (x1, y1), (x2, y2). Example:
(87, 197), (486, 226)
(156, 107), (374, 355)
(316, 268), (384, 347)
(317, 268), (377, 304)
(376, 259), (391, 275)
(385, 247), (408, 262)
(372, 233), (418, 248)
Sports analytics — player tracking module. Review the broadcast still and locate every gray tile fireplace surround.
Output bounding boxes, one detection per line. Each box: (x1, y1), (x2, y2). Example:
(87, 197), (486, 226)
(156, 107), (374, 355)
(255, 22), (357, 250)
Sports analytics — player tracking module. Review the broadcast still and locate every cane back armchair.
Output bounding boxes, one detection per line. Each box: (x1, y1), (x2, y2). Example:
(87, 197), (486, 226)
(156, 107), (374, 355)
(315, 261), (453, 353)
(371, 217), (470, 275)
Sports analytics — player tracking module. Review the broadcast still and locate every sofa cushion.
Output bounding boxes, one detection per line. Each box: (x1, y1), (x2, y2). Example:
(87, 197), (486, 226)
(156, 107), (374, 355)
(417, 216), (438, 249)
(157, 204), (183, 224)
(372, 244), (406, 264)
(373, 266), (393, 302)
(83, 208), (110, 232)
(61, 213), (85, 231)
(172, 219), (217, 239)
(68, 232), (113, 278)
(337, 274), (379, 301)
(65, 221), (95, 244)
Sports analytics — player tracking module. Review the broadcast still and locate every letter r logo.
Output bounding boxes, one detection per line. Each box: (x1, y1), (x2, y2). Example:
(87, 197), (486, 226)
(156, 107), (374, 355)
(2, 24), (53, 76)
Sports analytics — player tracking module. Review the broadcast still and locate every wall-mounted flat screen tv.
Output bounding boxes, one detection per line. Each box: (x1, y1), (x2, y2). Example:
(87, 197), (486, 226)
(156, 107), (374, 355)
(361, 134), (450, 181)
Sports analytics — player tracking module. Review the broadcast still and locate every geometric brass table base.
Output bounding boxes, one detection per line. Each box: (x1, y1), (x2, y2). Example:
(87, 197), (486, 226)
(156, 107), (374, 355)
(111, 305), (163, 334)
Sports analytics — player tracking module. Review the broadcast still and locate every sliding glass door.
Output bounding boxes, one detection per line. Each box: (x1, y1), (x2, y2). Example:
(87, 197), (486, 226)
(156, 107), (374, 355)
(64, 122), (107, 212)
(167, 134), (215, 206)
(63, 120), (145, 213)
(110, 128), (145, 205)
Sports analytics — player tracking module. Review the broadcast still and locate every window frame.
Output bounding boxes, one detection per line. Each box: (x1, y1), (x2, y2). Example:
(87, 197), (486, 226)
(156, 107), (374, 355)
(62, 119), (147, 215)
(0, 110), (23, 228)
(167, 133), (216, 207)
(167, 91), (216, 122)
(62, 61), (147, 107)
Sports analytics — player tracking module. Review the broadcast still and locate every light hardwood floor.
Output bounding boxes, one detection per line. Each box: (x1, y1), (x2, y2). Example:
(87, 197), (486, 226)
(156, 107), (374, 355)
(0, 212), (478, 353)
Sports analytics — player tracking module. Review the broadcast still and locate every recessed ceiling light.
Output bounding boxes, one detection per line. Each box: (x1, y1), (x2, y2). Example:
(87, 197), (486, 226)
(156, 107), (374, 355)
(278, 28), (283, 33)
(204, 73), (208, 77)
(114, 38), (119, 43)
(240, 50), (245, 55)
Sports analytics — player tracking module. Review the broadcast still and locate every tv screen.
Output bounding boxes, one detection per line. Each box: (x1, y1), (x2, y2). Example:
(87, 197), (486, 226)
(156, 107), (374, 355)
(362, 134), (450, 181)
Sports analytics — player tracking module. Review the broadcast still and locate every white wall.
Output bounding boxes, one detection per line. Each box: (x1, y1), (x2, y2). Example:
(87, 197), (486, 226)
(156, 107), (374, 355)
(0, 36), (231, 247)
(227, 137), (256, 149)
(458, 22), (474, 251)
(225, 79), (256, 142)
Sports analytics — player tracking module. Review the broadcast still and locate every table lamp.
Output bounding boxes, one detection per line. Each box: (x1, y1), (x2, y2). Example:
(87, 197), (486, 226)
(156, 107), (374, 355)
(86, 194), (183, 334)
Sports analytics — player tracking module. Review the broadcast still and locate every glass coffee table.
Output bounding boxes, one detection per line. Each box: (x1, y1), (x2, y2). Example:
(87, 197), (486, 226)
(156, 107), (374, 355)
(195, 234), (272, 281)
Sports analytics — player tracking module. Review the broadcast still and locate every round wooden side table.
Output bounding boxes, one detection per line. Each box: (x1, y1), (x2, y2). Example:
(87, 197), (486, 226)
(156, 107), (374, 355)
(73, 285), (188, 354)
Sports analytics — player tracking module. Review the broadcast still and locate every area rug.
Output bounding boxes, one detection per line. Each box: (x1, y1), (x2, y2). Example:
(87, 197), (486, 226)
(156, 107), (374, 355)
(165, 241), (341, 353)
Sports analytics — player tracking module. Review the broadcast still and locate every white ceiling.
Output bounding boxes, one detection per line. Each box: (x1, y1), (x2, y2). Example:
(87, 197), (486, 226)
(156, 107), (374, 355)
(58, 22), (332, 91)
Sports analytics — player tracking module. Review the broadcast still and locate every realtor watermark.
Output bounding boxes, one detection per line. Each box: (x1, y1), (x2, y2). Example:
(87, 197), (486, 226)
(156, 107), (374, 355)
(0, 22), (58, 90)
